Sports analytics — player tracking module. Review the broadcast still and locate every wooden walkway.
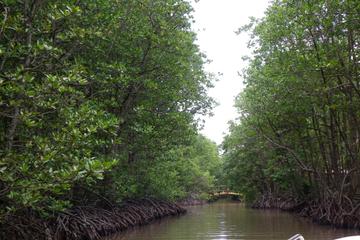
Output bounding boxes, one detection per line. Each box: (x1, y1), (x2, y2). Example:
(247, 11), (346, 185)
(210, 190), (242, 197)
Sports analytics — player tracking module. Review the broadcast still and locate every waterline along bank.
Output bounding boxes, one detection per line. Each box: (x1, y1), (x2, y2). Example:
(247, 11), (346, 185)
(1, 199), (185, 240)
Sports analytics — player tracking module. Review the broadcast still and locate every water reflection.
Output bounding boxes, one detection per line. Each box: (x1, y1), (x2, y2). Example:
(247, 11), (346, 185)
(106, 201), (360, 240)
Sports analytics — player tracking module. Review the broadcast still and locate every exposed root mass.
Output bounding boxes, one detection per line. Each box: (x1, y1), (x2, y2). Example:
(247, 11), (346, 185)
(252, 193), (360, 229)
(1, 198), (186, 240)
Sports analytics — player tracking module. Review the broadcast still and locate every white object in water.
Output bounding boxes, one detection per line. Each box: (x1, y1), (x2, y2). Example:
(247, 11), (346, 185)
(335, 237), (360, 240)
(288, 234), (305, 240)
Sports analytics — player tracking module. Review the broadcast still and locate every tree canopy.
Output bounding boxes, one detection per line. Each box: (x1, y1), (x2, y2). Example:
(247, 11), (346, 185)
(223, 0), (360, 224)
(0, 0), (219, 223)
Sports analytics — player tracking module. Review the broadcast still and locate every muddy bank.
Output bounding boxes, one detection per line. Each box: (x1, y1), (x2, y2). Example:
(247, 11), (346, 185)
(1, 198), (186, 240)
(252, 194), (306, 211)
(177, 198), (207, 206)
(252, 194), (360, 229)
(178, 193), (241, 206)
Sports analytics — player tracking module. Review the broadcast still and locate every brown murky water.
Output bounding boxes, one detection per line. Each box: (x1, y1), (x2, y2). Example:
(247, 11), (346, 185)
(107, 201), (360, 240)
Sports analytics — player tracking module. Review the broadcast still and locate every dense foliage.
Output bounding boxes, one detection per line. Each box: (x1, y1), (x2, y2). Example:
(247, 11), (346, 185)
(0, 0), (219, 225)
(223, 0), (360, 223)
(109, 134), (222, 201)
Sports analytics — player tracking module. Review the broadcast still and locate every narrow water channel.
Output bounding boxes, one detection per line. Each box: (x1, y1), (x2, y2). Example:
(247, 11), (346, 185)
(108, 201), (360, 240)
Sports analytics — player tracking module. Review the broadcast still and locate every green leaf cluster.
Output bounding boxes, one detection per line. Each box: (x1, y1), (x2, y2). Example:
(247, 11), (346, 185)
(223, 0), (360, 204)
(0, 0), (217, 219)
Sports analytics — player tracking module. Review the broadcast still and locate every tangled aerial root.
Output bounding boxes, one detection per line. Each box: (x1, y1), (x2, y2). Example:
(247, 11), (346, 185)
(252, 193), (360, 229)
(1, 198), (186, 240)
(54, 198), (186, 240)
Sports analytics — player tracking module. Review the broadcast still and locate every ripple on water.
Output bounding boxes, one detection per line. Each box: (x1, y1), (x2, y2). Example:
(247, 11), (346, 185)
(105, 202), (360, 240)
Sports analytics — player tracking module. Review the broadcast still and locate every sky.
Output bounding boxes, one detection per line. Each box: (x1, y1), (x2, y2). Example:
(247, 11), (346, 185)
(191, 0), (270, 145)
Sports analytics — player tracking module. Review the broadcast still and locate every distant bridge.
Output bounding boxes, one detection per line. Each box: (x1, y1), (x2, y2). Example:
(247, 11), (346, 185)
(210, 191), (242, 197)
(209, 190), (242, 201)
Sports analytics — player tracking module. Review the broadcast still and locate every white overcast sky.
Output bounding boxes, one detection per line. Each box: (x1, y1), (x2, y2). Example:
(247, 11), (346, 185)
(191, 0), (270, 145)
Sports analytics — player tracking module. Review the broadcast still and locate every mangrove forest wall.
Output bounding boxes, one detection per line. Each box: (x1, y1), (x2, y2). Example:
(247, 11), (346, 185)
(222, 0), (360, 228)
(0, 0), (222, 239)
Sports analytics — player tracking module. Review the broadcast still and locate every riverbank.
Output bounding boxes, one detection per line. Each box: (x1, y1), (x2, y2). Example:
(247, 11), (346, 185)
(1, 198), (186, 240)
(177, 194), (208, 206)
(177, 193), (241, 206)
(252, 194), (360, 229)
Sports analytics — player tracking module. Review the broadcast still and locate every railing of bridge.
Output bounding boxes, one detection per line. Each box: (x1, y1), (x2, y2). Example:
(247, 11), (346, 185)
(209, 190), (242, 197)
